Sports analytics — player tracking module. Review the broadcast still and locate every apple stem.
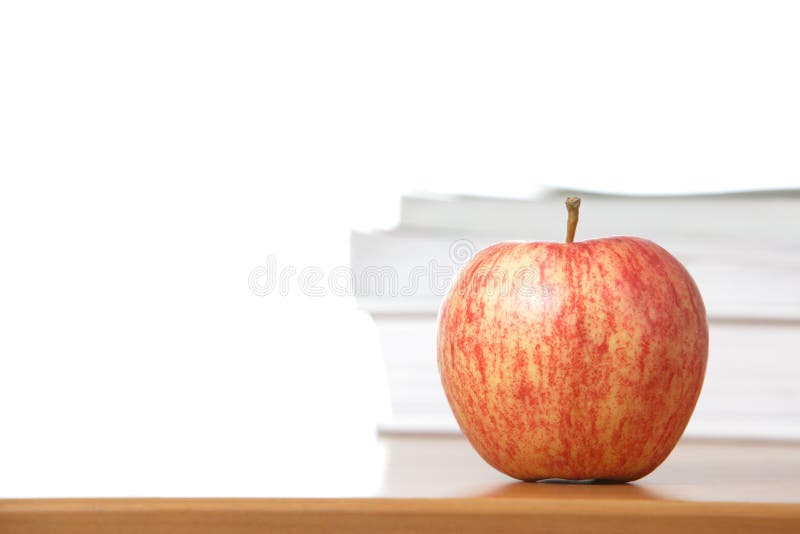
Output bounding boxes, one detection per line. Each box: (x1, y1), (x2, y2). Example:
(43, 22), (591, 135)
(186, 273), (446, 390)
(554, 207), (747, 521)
(565, 197), (581, 244)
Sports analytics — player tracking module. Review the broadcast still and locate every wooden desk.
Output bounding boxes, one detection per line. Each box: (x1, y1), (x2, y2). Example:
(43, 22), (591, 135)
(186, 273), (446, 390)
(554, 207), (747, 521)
(1, 435), (799, 533)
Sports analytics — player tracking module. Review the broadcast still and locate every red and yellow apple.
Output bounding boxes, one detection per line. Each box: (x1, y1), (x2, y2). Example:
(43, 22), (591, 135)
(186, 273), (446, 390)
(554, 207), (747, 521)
(437, 197), (708, 482)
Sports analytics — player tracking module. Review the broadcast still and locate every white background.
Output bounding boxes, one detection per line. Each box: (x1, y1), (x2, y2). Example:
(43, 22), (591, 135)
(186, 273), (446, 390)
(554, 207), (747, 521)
(1, 1), (799, 496)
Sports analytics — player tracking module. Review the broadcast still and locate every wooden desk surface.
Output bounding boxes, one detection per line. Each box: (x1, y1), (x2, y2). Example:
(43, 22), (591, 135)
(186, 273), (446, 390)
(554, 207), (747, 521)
(1, 435), (799, 533)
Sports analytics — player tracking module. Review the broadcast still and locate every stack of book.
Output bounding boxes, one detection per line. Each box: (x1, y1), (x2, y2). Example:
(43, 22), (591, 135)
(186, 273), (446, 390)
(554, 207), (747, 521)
(352, 190), (800, 439)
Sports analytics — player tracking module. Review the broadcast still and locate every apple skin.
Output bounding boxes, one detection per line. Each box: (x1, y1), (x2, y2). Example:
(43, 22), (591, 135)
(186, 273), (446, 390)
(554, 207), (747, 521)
(437, 236), (708, 482)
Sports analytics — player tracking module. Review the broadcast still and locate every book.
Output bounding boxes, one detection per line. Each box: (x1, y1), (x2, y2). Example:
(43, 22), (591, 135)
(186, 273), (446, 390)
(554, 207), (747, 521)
(352, 190), (800, 439)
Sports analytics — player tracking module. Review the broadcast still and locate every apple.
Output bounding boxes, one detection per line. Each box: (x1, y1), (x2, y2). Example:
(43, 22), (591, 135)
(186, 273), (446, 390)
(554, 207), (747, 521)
(437, 197), (708, 482)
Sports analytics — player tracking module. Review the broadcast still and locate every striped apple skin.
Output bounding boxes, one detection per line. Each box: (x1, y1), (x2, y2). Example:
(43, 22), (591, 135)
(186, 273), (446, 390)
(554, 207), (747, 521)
(437, 237), (708, 482)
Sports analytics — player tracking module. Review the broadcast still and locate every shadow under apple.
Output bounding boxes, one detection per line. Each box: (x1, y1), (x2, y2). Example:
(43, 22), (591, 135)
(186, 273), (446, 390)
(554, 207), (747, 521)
(476, 480), (666, 500)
